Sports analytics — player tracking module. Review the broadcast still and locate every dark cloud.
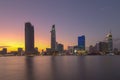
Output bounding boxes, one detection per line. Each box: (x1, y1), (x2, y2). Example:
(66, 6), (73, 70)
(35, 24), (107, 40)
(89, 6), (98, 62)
(0, 46), (10, 48)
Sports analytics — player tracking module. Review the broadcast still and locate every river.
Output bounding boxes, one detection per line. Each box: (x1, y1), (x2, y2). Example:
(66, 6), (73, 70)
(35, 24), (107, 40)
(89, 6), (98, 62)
(0, 56), (120, 80)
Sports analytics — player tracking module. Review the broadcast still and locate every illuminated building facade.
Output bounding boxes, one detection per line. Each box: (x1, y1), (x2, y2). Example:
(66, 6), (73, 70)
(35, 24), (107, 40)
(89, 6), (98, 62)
(106, 31), (113, 53)
(78, 35), (85, 50)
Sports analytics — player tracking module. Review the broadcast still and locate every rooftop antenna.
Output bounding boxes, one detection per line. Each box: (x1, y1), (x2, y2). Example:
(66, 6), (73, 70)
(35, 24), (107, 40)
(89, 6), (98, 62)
(110, 29), (112, 34)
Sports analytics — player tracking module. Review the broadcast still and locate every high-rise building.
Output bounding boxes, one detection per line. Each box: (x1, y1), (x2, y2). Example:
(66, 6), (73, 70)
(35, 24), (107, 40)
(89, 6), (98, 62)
(106, 31), (113, 53)
(78, 35), (85, 50)
(18, 48), (23, 55)
(25, 22), (35, 54)
(68, 46), (74, 54)
(51, 24), (56, 51)
(98, 42), (108, 53)
(34, 47), (39, 54)
(57, 43), (64, 53)
(18, 48), (23, 53)
(94, 43), (100, 52)
(2, 48), (7, 54)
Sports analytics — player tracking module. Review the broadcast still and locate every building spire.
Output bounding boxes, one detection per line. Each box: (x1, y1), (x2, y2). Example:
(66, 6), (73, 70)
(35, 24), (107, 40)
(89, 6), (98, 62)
(51, 24), (56, 51)
(110, 29), (112, 34)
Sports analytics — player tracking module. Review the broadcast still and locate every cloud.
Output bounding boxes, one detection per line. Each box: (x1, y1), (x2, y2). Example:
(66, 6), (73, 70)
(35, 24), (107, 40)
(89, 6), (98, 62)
(0, 46), (10, 48)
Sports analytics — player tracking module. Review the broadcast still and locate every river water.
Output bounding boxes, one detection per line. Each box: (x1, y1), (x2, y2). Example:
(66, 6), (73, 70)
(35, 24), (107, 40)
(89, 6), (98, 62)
(0, 56), (120, 80)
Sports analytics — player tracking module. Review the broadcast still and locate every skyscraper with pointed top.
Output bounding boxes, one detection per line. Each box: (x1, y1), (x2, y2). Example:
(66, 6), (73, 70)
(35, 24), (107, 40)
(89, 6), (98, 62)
(106, 31), (113, 53)
(25, 22), (34, 54)
(51, 24), (56, 51)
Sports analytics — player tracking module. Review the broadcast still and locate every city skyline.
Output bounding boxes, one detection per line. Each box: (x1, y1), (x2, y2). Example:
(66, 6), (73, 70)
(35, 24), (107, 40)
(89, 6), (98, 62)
(0, 0), (120, 52)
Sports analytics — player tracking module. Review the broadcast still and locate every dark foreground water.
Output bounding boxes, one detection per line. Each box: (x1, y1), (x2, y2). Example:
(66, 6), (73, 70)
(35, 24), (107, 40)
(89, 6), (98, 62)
(0, 56), (120, 80)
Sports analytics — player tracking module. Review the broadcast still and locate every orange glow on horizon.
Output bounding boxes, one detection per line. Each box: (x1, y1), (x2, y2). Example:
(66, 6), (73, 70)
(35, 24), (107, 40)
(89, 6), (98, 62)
(0, 40), (68, 52)
(0, 25), (76, 52)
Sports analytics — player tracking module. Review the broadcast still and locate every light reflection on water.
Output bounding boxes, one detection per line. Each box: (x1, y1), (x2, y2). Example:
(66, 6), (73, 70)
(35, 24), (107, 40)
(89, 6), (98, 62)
(0, 56), (120, 80)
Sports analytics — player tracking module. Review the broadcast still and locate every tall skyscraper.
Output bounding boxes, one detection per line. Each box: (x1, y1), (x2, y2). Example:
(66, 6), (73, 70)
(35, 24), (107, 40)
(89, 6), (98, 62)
(106, 31), (113, 53)
(25, 22), (34, 54)
(51, 24), (56, 51)
(78, 35), (85, 50)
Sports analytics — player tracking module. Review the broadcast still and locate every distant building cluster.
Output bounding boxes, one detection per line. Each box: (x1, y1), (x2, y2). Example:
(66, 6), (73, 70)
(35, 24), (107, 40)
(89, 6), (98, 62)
(88, 32), (119, 55)
(67, 35), (86, 55)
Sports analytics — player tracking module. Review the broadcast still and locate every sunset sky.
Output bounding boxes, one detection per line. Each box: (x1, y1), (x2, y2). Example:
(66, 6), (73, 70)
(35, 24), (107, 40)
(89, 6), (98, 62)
(0, 0), (120, 52)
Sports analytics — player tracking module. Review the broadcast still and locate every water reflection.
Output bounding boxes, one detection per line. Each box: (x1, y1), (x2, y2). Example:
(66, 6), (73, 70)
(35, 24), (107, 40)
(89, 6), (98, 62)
(33, 56), (53, 80)
(0, 57), (26, 80)
(0, 56), (120, 80)
(50, 57), (60, 80)
(25, 57), (35, 80)
(49, 56), (87, 80)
